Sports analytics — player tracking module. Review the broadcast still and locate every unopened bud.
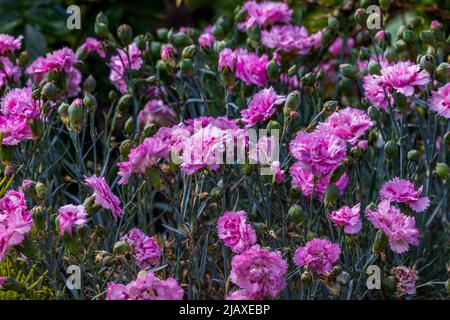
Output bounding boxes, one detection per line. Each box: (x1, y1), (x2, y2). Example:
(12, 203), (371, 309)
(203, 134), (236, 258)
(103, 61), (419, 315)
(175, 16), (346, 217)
(407, 149), (420, 162)
(182, 45), (196, 59)
(324, 184), (340, 207)
(83, 94), (97, 113)
(266, 60), (280, 82)
(42, 82), (57, 99)
(288, 204), (307, 224)
(420, 54), (436, 73)
(339, 64), (359, 78)
(368, 61), (381, 75)
(113, 240), (130, 255)
(283, 91), (301, 115)
(117, 94), (133, 112)
(35, 182), (46, 199)
(384, 140), (398, 159)
(68, 99), (85, 131)
(179, 58), (193, 75)
(83, 75), (96, 93)
(435, 162), (449, 179)
(117, 24), (133, 46)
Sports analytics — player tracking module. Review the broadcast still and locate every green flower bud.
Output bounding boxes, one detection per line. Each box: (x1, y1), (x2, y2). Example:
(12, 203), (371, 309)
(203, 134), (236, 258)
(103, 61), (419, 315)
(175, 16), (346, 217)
(266, 60), (280, 82)
(354, 8), (368, 27)
(435, 162), (449, 179)
(18, 51), (29, 67)
(300, 72), (315, 86)
(172, 32), (190, 47)
(283, 91), (301, 115)
(321, 28), (335, 46)
(420, 30), (435, 45)
(35, 182), (46, 200)
(339, 64), (359, 78)
(324, 184), (340, 207)
(359, 47), (371, 61)
(253, 222), (265, 238)
(384, 140), (398, 159)
(68, 100), (85, 131)
(151, 41), (162, 57)
(42, 82), (57, 99)
(384, 47), (397, 62)
(328, 16), (340, 30)
(368, 106), (381, 121)
(182, 45), (196, 59)
(288, 65), (297, 77)
(95, 12), (108, 27)
(267, 120), (281, 132)
(28, 118), (43, 140)
(323, 100), (338, 114)
(385, 276), (397, 293)
(117, 24), (133, 46)
(94, 22), (109, 38)
(134, 35), (146, 51)
(102, 255), (115, 267)
(179, 58), (193, 75)
(58, 102), (70, 125)
(119, 139), (133, 156)
(143, 123), (157, 137)
(210, 187), (222, 201)
(420, 54), (436, 73)
(83, 75), (96, 93)
(213, 40), (227, 54)
(289, 187), (301, 199)
(330, 163), (346, 183)
(288, 204), (307, 224)
(211, 24), (225, 39)
(372, 229), (388, 254)
(368, 61), (381, 75)
(306, 231), (317, 241)
(407, 149), (420, 162)
(117, 94), (133, 112)
(83, 197), (100, 216)
(338, 76), (352, 93)
(125, 117), (135, 135)
(83, 94), (97, 113)
(436, 63), (450, 82)
(332, 265), (342, 276)
(31, 206), (46, 231)
(108, 90), (118, 103)
(156, 28), (169, 41)
(301, 271), (313, 286)
(113, 240), (130, 255)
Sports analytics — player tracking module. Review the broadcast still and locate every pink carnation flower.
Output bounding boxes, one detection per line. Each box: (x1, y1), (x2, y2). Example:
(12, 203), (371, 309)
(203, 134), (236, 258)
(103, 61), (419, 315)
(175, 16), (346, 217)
(217, 210), (257, 253)
(270, 161), (285, 183)
(293, 238), (341, 275)
(261, 25), (315, 55)
(1, 87), (39, 120)
(328, 37), (354, 56)
(362, 74), (393, 112)
(429, 82), (450, 119)
(235, 48), (268, 86)
(122, 228), (161, 269)
(0, 56), (21, 88)
(329, 203), (362, 234)
(84, 175), (123, 219)
(381, 61), (429, 97)
(138, 99), (177, 128)
(0, 188), (33, 261)
(241, 87), (285, 128)
(230, 245), (287, 298)
(109, 43), (143, 93)
(391, 266), (418, 297)
(290, 162), (349, 200)
(227, 289), (262, 300)
(0, 34), (23, 55)
(58, 204), (88, 236)
(289, 131), (347, 177)
(238, 1), (292, 30)
(78, 37), (106, 58)
(316, 107), (374, 145)
(198, 26), (215, 48)
(107, 270), (183, 300)
(0, 115), (33, 145)
(366, 200), (419, 254)
(117, 136), (170, 185)
(380, 177), (430, 212)
(218, 48), (236, 71)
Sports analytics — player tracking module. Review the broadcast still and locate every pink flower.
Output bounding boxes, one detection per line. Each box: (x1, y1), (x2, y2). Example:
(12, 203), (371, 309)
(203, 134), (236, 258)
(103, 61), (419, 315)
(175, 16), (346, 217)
(316, 107), (373, 145)
(227, 289), (262, 300)
(107, 270), (183, 300)
(218, 48), (236, 71)
(329, 203), (362, 234)
(160, 44), (176, 65)
(79, 37), (106, 58)
(429, 82), (450, 119)
(122, 228), (161, 269)
(290, 162), (349, 200)
(84, 175), (123, 219)
(0, 188), (33, 261)
(241, 87), (285, 128)
(366, 200), (419, 254)
(293, 238), (341, 275)
(198, 26), (215, 48)
(1, 87), (39, 120)
(109, 43), (143, 93)
(217, 210), (257, 253)
(238, 1), (292, 30)
(430, 20), (441, 29)
(381, 61), (429, 97)
(117, 136), (170, 185)
(0, 115), (33, 145)
(289, 131), (347, 177)
(380, 178), (430, 212)
(0, 56), (21, 88)
(138, 99), (177, 128)
(235, 49), (269, 86)
(58, 204), (88, 236)
(328, 37), (354, 56)
(0, 34), (23, 55)
(391, 266), (418, 296)
(261, 25), (315, 55)
(362, 74), (393, 112)
(231, 245), (287, 298)
(270, 161), (285, 183)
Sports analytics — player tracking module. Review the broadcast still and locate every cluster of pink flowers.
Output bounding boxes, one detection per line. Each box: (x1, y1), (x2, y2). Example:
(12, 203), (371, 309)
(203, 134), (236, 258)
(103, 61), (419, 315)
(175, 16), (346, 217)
(138, 99), (177, 128)
(121, 228), (161, 269)
(230, 245), (287, 298)
(0, 188), (33, 261)
(216, 210), (257, 253)
(316, 107), (373, 146)
(219, 48), (269, 86)
(380, 178), (430, 213)
(429, 82), (450, 119)
(290, 162), (349, 200)
(0, 87), (39, 145)
(58, 204), (88, 236)
(289, 131), (347, 177)
(328, 37), (354, 56)
(261, 25), (315, 55)
(78, 37), (106, 58)
(0, 34), (23, 55)
(241, 87), (285, 127)
(198, 26), (215, 49)
(117, 136), (170, 185)
(109, 43), (143, 93)
(106, 270), (183, 300)
(366, 200), (419, 254)
(391, 266), (418, 296)
(293, 238), (341, 275)
(238, 1), (292, 30)
(26, 47), (81, 97)
(84, 175), (123, 219)
(329, 203), (362, 234)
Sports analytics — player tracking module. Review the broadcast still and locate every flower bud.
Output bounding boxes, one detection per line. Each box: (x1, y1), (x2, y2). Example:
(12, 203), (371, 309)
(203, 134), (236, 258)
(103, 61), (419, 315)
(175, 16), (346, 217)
(18, 51), (29, 67)
(134, 35), (146, 51)
(210, 187), (222, 202)
(172, 32), (190, 47)
(368, 61), (381, 75)
(267, 120), (281, 132)
(41, 82), (57, 99)
(283, 91), (301, 115)
(288, 204), (307, 224)
(83, 197), (100, 216)
(354, 8), (368, 27)
(83, 94), (97, 113)
(28, 118), (43, 140)
(301, 271), (313, 286)
(368, 106), (381, 121)
(31, 206), (46, 231)
(119, 139), (133, 156)
(125, 117), (135, 135)
(289, 187), (301, 199)
(35, 182), (46, 200)
(330, 163), (346, 183)
(384, 47), (397, 62)
(420, 54), (436, 73)
(95, 22), (109, 38)
(117, 94), (133, 112)
(328, 16), (340, 30)
(58, 102), (70, 126)
(83, 75), (96, 93)
(385, 276), (397, 294)
(95, 12), (108, 27)
(407, 149), (420, 162)
(321, 28), (335, 46)
(253, 222), (265, 238)
(68, 99), (85, 131)
(156, 28), (169, 41)
(420, 30), (435, 45)
(384, 140), (398, 159)
(117, 24), (133, 46)
(372, 229), (388, 254)
(182, 45), (196, 59)
(179, 58), (193, 75)
(266, 60), (280, 82)
(113, 240), (130, 255)
(323, 100), (338, 114)
(324, 184), (340, 207)
(211, 24), (225, 39)
(435, 162), (449, 179)
(32, 85), (41, 100)
(143, 123), (157, 137)
(436, 63), (450, 82)
(300, 72), (315, 86)
(339, 64), (359, 78)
